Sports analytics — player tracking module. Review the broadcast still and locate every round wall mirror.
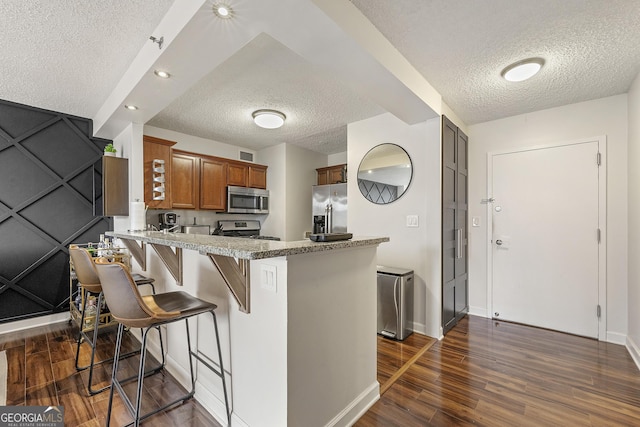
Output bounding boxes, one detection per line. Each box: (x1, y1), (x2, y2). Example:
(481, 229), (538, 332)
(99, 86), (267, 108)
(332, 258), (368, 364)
(357, 143), (413, 204)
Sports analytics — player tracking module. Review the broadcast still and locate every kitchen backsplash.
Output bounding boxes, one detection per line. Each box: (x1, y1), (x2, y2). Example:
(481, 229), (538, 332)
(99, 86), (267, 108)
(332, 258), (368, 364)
(147, 209), (268, 232)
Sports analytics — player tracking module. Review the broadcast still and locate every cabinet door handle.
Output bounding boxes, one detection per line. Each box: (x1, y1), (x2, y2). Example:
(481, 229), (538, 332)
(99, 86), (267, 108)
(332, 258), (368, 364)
(455, 229), (463, 259)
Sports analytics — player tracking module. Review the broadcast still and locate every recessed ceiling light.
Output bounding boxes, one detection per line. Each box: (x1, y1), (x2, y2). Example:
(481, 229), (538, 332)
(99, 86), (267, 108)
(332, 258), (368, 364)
(501, 58), (545, 82)
(213, 3), (233, 19)
(154, 70), (171, 79)
(124, 104), (138, 111)
(252, 110), (286, 129)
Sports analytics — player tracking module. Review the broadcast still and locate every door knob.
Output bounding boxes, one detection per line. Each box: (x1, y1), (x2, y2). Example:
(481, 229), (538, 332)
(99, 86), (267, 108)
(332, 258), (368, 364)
(496, 239), (503, 246)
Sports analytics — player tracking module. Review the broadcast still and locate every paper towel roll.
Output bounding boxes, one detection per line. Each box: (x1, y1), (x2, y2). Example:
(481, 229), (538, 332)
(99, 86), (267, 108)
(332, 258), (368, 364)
(130, 202), (146, 231)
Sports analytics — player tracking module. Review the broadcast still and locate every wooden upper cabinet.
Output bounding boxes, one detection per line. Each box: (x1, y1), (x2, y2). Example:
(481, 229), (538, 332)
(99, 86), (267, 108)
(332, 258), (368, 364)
(171, 151), (200, 209)
(228, 161), (268, 189)
(227, 162), (248, 187)
(143, 135), (176, 209)
(248, 165), (267, 189)
(317, 164), (346, 185)
(164, 146), (267, 210)
(200, 156), (227, 210)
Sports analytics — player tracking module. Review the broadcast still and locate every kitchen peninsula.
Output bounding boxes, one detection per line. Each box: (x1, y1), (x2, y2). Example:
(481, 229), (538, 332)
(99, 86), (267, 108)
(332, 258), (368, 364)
(107, 230), (389, 427)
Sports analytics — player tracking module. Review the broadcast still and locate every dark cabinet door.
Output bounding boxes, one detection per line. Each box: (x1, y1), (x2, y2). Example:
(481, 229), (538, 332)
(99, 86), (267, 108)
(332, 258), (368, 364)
(442, 115), (469, 334)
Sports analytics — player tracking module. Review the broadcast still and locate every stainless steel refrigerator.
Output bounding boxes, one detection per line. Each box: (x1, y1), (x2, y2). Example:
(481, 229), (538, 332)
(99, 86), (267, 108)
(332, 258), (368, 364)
(312, 183), (347, 234)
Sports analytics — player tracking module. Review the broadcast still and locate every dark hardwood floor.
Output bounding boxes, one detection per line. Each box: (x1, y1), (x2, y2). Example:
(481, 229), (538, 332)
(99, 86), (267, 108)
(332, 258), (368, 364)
(0, 321), (221, 426)
(359, 315), (640, 426)
(2, 315), (640, 426)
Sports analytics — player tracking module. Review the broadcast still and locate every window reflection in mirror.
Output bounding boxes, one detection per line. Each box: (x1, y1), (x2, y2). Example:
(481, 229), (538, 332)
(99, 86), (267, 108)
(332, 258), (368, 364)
(357, 144), (413, 204)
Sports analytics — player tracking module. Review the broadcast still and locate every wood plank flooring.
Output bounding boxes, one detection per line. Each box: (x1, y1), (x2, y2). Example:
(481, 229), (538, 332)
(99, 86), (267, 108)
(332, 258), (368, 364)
(359, 315), (640, 426)
(2, 315), (639, 426)
(0, 321), (221, 427)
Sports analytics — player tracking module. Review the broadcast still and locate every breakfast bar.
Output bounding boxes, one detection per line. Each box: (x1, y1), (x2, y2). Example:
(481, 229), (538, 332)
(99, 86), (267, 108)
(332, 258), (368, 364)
(107, 231), (389, 427)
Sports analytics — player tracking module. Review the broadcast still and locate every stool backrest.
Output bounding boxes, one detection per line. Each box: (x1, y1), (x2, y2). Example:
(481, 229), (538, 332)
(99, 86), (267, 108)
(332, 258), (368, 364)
(69, 246), (101, 293)
(94, 261), (155, 328)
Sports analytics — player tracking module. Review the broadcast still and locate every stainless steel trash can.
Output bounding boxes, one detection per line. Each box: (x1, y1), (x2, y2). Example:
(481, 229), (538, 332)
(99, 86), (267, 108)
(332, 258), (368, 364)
(377, 265), (414, 341)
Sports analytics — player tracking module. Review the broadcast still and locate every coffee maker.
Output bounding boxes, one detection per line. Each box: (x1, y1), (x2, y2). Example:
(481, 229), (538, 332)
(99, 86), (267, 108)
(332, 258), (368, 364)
(159, 212), (178, 231)
(313, 215), (326, 234)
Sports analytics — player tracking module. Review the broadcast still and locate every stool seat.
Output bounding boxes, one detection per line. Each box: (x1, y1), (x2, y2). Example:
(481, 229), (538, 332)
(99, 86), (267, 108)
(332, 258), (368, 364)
(95, 261), (231, 426)
(143, 291), (217, 318)
(69, 246), (162, 396)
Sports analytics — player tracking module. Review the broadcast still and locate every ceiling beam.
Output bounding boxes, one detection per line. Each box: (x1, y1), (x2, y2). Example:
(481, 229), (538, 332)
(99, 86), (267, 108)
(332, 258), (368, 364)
(93, 0), (440, 140)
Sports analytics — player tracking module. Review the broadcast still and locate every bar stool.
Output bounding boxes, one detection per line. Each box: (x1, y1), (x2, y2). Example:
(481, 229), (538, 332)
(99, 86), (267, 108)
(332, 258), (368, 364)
(69, 246), (163, 395)
(94, 260), (231, 427)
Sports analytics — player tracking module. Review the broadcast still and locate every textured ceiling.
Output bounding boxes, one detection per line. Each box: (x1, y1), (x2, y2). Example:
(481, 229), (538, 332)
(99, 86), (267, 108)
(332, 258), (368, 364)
(2, 0), (640, 154)
(0, 0), (174, 118)
(146, 33), (384, 154)
(350, 0), (640, 125)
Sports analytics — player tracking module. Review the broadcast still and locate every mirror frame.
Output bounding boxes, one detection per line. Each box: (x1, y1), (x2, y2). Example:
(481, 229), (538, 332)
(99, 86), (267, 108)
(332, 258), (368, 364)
(357, 143), (413, 204)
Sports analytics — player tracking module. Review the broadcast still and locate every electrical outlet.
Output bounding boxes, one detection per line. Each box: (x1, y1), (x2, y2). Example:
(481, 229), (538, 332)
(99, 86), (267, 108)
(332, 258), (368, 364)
(406, 215), (419, 228)
(260, 264), (277, 293)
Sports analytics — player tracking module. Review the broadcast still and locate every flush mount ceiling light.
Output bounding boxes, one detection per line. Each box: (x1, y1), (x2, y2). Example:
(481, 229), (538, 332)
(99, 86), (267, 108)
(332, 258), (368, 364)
(213, 3), (234, 19)
(252, 109), (286, 129)
(154, 69), (171, 79)
(501, 58), (545, 82)
(124, 104), (138, 111)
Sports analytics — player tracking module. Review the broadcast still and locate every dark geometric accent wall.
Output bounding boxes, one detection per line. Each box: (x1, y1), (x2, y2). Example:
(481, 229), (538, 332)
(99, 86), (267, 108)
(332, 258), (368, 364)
(358, 178), (399, 204)
(0, 99), (112, 323)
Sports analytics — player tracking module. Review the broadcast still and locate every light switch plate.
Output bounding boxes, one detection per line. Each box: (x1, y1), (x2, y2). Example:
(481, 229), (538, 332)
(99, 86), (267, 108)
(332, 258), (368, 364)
(472, 216), (481, 227)
(260, 264), (277, 293)
(406, 215), (419, 228)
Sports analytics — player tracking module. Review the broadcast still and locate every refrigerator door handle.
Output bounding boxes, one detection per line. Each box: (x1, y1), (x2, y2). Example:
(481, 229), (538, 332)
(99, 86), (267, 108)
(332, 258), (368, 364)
(326, 203), (333, 233)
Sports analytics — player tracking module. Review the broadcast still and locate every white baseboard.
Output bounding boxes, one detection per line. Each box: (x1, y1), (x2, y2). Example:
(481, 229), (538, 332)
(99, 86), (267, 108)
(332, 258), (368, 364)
(0, 312), (69, 335)
(326, 381), (380, 427)
(194, 380), (234, 427)
(606, 331), (627, 345)
(469, 306), (489, 318)
(626, 336), (640, 371)
(411, 320), (427, 336)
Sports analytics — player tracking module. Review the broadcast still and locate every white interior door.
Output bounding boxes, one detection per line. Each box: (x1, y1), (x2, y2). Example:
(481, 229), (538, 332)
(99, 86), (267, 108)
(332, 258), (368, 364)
(490, 141), (602, 338)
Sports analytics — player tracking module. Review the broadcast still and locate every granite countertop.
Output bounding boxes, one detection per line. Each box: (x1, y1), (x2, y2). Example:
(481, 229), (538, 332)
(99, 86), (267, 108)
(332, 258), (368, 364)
(106, 231), (389, 260)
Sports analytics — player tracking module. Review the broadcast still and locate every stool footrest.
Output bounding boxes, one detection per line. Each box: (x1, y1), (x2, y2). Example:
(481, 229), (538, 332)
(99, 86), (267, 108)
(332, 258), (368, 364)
(190, 350), (224, 379)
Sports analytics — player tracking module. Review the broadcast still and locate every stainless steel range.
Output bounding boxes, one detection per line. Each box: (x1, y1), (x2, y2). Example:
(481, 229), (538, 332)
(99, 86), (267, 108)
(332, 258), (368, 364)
(215, 220), (280, 240)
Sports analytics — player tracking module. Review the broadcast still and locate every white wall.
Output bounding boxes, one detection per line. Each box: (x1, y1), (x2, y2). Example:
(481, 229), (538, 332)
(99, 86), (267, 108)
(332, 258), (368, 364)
(112, 122), (143, 232)
(348, 113), (442, 338)
(284, 144), (326, 240)
(258, 144), (287, 239)
(328, 151), (347, 166)
(255, 143), (326, 240)
(468, 94), (629, 341)
(627, 73), (640, 364)
(144, 125), (257, 161)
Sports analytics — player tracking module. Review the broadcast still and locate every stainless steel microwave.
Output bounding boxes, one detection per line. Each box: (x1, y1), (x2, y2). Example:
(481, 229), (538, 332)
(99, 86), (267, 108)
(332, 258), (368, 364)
(227, 186), (269, 214)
